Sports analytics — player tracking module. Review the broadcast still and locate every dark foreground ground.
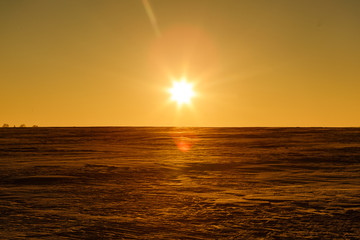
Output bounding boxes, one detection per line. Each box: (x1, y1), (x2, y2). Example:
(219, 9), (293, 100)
(0, 127), (360, 239)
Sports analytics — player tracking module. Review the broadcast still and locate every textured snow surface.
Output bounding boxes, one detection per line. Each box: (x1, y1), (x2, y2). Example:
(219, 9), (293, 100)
(0, 127), (360, 239)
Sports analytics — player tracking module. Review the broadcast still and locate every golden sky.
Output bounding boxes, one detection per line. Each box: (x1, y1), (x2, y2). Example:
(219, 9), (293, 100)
(1, 0), (359, 127)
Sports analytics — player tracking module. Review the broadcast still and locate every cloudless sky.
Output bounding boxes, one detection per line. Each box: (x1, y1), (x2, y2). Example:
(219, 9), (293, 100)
(1, 0), (359, 127)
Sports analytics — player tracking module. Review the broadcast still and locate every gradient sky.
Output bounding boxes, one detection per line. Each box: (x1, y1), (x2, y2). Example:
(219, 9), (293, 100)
(1, 0), (359, 127)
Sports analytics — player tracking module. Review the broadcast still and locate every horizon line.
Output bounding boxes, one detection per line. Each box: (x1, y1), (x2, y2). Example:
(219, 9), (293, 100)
(2, 125), (359, 128)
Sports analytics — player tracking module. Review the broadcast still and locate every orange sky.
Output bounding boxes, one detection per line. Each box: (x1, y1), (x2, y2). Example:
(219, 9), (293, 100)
(1, 0), (359, 127)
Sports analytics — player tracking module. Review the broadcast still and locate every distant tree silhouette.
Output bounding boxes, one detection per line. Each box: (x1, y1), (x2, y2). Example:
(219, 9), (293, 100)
(19, 124), (26, 128)
(32, 125), (38, 128)
(2, 124), (9, 128)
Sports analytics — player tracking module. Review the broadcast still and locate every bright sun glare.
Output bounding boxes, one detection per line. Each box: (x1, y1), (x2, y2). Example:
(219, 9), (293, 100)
(169, 78), (195, 105)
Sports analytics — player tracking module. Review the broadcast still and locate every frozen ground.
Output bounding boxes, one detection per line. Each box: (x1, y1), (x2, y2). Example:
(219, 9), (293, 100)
(0, 127), (360, 239)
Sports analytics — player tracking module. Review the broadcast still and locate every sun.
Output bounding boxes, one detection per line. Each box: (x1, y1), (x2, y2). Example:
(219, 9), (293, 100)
(169, 78), (195, 105)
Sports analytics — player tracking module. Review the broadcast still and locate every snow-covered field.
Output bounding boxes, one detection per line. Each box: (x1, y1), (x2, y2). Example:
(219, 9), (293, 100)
(0, 127), (359, 239)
